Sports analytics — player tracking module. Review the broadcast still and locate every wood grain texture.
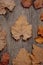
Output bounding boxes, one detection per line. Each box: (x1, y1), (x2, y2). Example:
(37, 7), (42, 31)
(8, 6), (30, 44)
(0, 0), (43, 65)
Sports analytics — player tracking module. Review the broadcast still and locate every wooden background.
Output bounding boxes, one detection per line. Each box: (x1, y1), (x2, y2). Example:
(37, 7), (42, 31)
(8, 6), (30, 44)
(0, 0), (43, 65)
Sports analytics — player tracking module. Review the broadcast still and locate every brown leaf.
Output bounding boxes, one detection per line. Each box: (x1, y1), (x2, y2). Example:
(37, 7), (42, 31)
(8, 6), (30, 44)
(0, 0), (15, 14)
(11, 15), (32, 40)
(40, 13), (43, 21)
(38, 26), (43, 37)
(21, 0), (32, 8)
(32, 44), (43, 63)
(34, 0), (43, 9)
(0, 27), (6, 51)
(1, 53), (9, 65)
(12, 48), (31, 65)
(35, 36), (43, 44)
(0, 63), (2, 65)
(32, 62), (40, 65)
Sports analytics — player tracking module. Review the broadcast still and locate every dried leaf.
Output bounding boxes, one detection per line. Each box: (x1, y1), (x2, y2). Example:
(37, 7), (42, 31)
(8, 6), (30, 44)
(35, 37), (43, 44)
(11, 15), (32, 40)
(0, 63), (2, 65)
(12, 48), (31, 65)
(40, 13), (43, 21)
(35, 26), (43, 44)
(32, 62), (40, 65)
(0, 0), (15, 14)
(34, 0), (43, 9)
(0, 27), (6, 51)
(21, 0), (32, 8)
(0, 53), (9, 65)
(32, 44), (43, 63)
(1, 53), (9, 65)
(38, 26), (43, 37)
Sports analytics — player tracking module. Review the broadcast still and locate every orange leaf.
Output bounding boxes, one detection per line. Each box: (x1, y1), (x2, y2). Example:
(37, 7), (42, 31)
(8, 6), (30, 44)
(40, 13), (43, 21)
(35, 36), (43, 44)
(38, 26), (43, 37)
